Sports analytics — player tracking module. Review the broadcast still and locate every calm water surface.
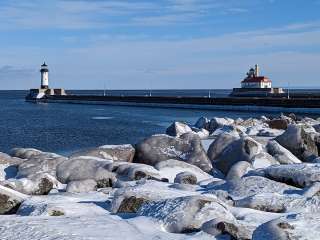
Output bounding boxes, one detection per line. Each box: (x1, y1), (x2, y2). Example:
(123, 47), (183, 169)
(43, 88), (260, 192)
(0, 90), (315, 155)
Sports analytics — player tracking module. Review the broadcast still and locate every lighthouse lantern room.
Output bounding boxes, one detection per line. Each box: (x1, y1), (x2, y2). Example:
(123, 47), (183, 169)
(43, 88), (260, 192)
(40, 62), (49, 89)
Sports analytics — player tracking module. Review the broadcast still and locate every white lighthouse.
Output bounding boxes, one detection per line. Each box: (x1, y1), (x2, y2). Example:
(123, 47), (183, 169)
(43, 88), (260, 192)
(40, 62), (49, 89)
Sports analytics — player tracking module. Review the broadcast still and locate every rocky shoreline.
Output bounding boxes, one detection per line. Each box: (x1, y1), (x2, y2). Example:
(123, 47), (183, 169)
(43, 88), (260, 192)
(1, 113), (320, 239)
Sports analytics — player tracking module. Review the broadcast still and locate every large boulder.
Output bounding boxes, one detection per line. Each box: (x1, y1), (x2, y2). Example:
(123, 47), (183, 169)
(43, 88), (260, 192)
(70, 144), (135, 162)
(2, 173), (57, 195)
(56, 157), (115, 185)
(0, 153), (23, 181)
(154, 159), (214, 183)
(207, 131), (240, 162)
(264, 163), (320, 188)
(267, 140), (302, 164)
(111, 180), (193, 213)
(166, 122), (192, 137)
(275, 125), (318, 161)
(208, 134), (264, 175)
(208, 176), (299, 200)
(253, 213), (320, 240)
(138, 195), (235, 233)
(66, 179), (97, 193)
(267, 119), (288, 130)
(208, 117), (234, 132)
(16, 154), (67, 179)
(174, 172), (197, 185)
(0, 185), (27, 214)
(194, 117), (209, 130)
(10, 148), (44, 159)
(134, 134), (212, 172)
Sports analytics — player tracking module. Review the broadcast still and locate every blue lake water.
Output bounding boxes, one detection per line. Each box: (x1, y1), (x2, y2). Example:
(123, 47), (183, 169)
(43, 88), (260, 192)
(0, 90), (317, 155)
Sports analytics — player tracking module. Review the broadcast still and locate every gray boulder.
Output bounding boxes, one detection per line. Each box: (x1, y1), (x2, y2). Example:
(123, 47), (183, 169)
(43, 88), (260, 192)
(209, 134), (263, 175)
(253, 213), (320, 240)
(134, 134), (212, 172)
(174, 172), (197, 185)
(138, 195), (235, 233)
(17, 154), (67, 178)
(275, 125), (318, 161)
(166, 121), (192, 137)
(208, 117), (234, 132)
(226, 161), (252, 181)
(0, 185), (27, 214)
(70, 144), (135, 162)
(267, 140), (302, 164)
(194, 117), (209, 130)
(10, 148), (44, 159)
(208, 176), (299, 200)
(267, 119), (288, 130)
(2, 173), (57, 195)
(66, 179), (97, 193)
(264, 163), (320, 188)
(56, 157), (115, 185)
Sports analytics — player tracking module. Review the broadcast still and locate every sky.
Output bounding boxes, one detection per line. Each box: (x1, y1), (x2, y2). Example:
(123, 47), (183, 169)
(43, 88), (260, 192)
(0, 0), (320, 90)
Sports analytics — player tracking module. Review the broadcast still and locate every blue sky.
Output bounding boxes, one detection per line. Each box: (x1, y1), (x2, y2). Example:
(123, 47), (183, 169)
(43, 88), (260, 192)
(0, 0), (320, 89)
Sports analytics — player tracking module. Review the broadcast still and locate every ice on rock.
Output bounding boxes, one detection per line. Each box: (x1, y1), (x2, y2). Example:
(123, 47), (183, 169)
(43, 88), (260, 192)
(208, 176), (299, 200)
(115, 162), (161, 181)
(2, 173), (58, 195)
(208, 117), (234, 133)
(10, 148), (44, 159)
(267, 140), (302, 164)
(154, 159), (214, 183)
(174, 172), (197, 185)
(0, 185), (28, 214)
(166, 121), (193, 137)
(70, 144), (135, 162)
(56, 157), (114, 184)
(138, 195), (235, 233)
(208, 133), (265, 175)
(111, 180), (198, 214)
(253, 213), (320, 240)
(226, 161), (252, 181)
(264, 163), (320, 187)
(66, 179), (97, 193)
(134, 134), (212, 172)
(275, 125), (319, 162)
(17, 153), (67, 178)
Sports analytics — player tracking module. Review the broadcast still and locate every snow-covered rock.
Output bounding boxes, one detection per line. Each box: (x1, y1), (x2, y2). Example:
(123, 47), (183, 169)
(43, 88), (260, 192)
(10, 148), (44, 159)
(267, 140), (302, 164)
(194, 117), (209, 130)
(166, 121), (193, 137)
(264, 163), (320, 187)
(66, 179), (97, 193)
(174, 172), (197, 185)
(56, 157), (115, 184)
(0, 185), (27, 214)
(115, 162), (161, 181)
(226, 161), (252, 181)
(201, 218), (252, 239)
(253, 213), (320, 240)
(2, 173), (58, 195)
(209, 135), (264, 175)
(208, 117), (234, 132)
(70, 144), (135, 162)
(275, 125), (319, 162)
(17, 154), (67, 178)
(111, 181), (196, 214)
(134, 134), (212, 172)
(138, 195), (235, 233)
(154, 159), (214, 183)
(208, 176), (299, 200)
(0, 153), (23, 181)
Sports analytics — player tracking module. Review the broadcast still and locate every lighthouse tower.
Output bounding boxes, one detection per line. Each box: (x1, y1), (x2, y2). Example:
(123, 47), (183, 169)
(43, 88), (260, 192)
(40, 62), (49, 89)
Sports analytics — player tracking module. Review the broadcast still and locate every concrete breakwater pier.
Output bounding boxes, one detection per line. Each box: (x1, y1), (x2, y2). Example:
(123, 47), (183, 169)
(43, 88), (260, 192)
(26, 94), (320, 114)
(25, 62), (320, 114)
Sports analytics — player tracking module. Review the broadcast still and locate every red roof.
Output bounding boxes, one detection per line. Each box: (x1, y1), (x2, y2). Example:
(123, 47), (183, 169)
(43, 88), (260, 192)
(241, 76), (271, 83)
